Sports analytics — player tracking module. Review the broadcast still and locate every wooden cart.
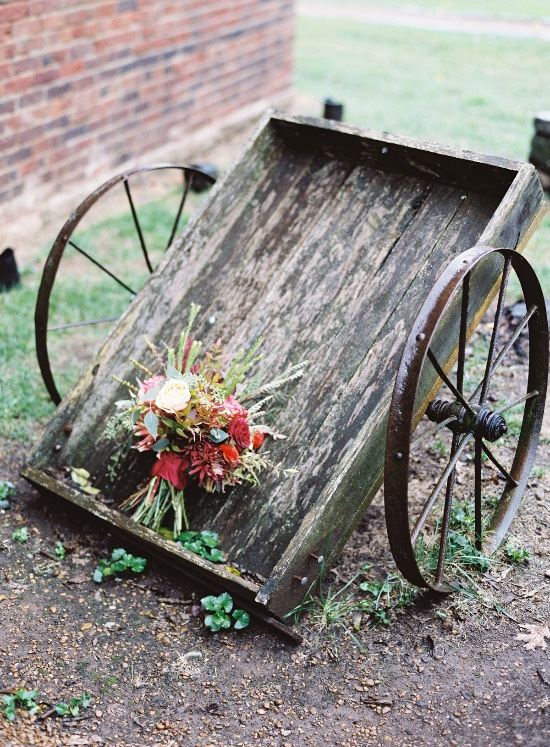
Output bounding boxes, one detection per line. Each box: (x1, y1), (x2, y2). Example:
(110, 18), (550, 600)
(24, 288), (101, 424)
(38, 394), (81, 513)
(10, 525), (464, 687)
(22, 112), (548, 637)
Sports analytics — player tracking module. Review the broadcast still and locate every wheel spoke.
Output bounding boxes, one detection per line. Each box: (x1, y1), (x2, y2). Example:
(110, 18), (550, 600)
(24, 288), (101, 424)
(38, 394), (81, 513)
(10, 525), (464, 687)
(411, 416), (457, 451)
(480, 442), (518, 486)
(475, 436), (482, 551)
(479, 256), (512, 405)
(435, 432), (460, 584)
(495, 390), (539, 414)
(469, 305), (537, 404)
(411, 432), (472, 543)
(165, 171), (193, 251)
(456, 271), (470, 395)
(124, 179), (153, 273)
(427, 349), (476, 416)
(69, 241), (137, 295)
(48, 316), (119, 331)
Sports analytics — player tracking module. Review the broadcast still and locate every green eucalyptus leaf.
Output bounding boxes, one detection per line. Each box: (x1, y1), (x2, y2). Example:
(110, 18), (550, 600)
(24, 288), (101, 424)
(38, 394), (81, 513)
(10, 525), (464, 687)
(55, 703), (69, 716)
(151, 437), (170, 452)
(144, 410), (159, 439)
(166, 364), (184, 380)
(208, 428), (230, 444)
(138, 383), (162, 403)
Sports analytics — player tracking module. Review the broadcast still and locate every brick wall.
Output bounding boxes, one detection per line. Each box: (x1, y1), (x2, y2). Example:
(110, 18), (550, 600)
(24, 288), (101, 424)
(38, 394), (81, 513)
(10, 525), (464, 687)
(0, 0), (294, 210)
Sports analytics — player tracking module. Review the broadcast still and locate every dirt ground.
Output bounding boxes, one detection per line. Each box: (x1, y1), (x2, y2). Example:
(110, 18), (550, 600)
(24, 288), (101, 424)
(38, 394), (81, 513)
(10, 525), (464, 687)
(1, 51), (550, 747)
(1, 339), (550, 747)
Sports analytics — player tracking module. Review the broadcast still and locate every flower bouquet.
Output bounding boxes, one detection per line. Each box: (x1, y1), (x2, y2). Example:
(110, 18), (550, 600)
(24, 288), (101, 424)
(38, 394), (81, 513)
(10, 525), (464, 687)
(107, 304), (306, 538)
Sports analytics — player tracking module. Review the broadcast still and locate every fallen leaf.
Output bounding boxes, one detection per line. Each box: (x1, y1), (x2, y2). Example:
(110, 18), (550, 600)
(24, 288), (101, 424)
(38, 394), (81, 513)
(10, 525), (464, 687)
(516, 623), (550, 650)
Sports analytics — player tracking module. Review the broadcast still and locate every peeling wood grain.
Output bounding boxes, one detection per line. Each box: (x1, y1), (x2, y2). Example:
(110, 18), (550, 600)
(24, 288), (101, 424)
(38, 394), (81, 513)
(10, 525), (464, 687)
(23, 113), (546, 619)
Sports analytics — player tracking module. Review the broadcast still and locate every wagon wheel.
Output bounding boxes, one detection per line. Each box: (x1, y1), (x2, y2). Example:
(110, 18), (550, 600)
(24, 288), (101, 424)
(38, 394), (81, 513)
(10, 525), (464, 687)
(35, 164), (216, 405)
(385, 246), (548, 592)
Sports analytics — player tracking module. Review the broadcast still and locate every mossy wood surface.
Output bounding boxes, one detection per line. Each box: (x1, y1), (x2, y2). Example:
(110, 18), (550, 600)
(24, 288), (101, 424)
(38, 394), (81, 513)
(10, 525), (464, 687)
(23, 112), (546, 620)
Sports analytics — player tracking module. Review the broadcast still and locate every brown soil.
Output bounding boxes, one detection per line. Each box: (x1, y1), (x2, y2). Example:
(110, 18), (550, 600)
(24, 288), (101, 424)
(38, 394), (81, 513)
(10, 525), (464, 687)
(2, 109), (549, 743)
(1, 340), (550, 747)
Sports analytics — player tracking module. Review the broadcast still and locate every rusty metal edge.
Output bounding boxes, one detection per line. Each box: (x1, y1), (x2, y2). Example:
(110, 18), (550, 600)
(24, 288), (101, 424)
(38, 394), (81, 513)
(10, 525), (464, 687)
(35, 164), (215, 406)
(384, 246), (548, 590)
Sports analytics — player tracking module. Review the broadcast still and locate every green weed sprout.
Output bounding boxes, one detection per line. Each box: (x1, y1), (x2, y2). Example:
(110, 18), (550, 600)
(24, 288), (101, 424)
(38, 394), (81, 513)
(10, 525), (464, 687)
(2, 689), (40, 722)
(504, 543), (530, 564)
(12, 527), (28, 543)
(176, 530), (225, 563)
(93, 548), (147, 582)
(201, 592), (250, 631)
(54, 692), (91, 718)
(54, 541), (66, 560)
(0, 480), (15, 509)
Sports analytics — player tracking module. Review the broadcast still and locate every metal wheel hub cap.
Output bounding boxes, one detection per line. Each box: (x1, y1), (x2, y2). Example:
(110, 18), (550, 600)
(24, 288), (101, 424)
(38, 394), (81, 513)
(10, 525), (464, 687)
(426, 399), (507, 442)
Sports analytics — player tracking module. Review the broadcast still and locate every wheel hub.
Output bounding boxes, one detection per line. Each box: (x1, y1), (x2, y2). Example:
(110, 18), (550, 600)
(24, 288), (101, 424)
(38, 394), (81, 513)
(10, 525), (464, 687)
(426, 398), (507, 442)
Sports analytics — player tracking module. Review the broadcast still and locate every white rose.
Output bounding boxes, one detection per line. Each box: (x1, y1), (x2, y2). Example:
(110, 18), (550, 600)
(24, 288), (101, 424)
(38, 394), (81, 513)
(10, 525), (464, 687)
(155, 378), (191, 414)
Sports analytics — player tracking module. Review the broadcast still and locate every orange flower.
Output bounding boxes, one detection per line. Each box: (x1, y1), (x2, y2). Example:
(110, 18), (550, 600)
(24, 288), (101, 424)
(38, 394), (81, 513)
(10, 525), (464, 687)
(252, 431), (265, 450)
(220, 443), (239, 463)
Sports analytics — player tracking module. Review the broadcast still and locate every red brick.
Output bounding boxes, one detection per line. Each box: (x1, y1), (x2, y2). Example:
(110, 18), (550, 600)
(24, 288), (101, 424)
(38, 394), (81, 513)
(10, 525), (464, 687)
(0, 183), (24, 204)
(0, 170), (18, 188)
(59, 59), (86, 77)
(34, 68), (60, 86)
(0, 0), (293, 211)
(5, 73), (36, 95)
(20, 156), (46, 177)
(0, 3), (27, 24)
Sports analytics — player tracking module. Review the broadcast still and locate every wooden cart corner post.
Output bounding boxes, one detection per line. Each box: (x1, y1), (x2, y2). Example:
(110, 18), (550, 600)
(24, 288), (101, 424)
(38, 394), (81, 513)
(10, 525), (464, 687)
(23, 112), (548, 632)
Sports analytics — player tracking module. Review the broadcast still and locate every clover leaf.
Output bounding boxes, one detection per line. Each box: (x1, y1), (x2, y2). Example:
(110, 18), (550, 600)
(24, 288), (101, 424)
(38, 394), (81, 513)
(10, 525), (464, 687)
(232, 609), (250, 630)
(201, 593), (250, 633)
(93, 549), (146, 582)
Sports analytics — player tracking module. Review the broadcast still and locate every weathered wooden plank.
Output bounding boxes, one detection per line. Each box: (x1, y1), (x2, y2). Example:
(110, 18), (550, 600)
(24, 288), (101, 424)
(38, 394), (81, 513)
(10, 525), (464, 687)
(23, 113), (546, 621)
(257, 195), (501, 614)
(21, 465), (261, 600)
(260, 166), (545, 615)
(272, 112), (523, 196)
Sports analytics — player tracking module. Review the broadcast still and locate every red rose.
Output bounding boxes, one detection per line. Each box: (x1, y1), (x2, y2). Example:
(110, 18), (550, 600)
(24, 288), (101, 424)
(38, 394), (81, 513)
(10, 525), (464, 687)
(227, 417), (251, 450)
(151, 450), (190, 491)
(220, 443), (239, 463)
(251, 431), (265, 450)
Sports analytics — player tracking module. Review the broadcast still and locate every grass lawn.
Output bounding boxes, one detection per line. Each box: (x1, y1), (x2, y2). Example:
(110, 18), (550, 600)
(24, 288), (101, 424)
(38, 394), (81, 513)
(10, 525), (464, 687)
(0, 190), (197, 443)
(295, 17), (547, 160)
(295, 14), (550, 291)
(310, 0), (550, 20)
(1, 16), (549, 446)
